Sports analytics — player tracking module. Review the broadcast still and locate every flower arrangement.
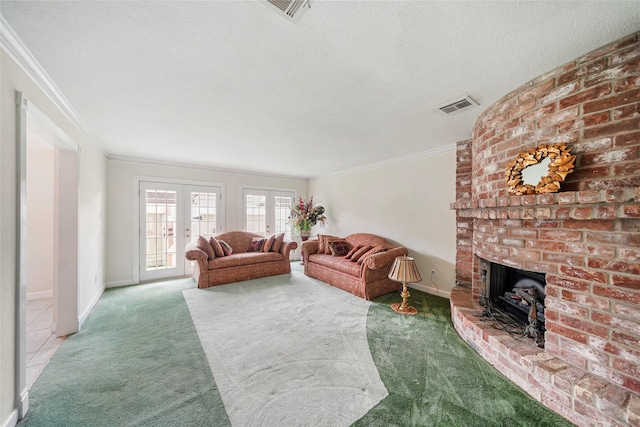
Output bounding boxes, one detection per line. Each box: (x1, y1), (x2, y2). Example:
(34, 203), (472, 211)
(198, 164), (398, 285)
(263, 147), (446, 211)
(289, 196), (326, 236)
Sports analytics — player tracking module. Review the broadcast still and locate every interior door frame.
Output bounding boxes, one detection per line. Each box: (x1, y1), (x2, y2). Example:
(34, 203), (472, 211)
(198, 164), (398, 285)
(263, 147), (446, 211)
(15, 92), (80, 419)
(132, 176), (225, 284)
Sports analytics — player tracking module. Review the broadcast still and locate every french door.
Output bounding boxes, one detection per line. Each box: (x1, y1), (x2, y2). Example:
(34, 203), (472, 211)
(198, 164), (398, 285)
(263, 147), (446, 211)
(242, 189), (294, 238)
(139, 182), (222, 281)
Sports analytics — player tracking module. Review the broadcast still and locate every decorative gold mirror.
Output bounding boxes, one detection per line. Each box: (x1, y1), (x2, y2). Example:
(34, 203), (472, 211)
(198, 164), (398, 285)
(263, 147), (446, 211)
(505, 143), (575, 195)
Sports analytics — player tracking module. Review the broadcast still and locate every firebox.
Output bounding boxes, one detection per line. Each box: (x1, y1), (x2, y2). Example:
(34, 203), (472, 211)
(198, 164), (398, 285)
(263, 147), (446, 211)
(479, 259), (546, 347)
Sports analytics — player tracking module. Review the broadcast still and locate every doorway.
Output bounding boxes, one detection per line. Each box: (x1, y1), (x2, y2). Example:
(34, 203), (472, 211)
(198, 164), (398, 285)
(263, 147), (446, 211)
(16, 92), (79, 418)
(24, 130), (64, 390)
(139, 181), (223, 281)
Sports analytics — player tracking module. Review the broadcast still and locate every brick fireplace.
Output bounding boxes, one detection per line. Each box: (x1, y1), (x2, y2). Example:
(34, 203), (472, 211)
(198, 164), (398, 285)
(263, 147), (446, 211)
(450, 32), (640, 426)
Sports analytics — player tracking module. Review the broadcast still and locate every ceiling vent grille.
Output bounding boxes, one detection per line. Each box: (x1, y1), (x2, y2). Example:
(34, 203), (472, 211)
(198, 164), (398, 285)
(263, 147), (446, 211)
(266, 0), (311, 21)
(437, 95), (479, 115)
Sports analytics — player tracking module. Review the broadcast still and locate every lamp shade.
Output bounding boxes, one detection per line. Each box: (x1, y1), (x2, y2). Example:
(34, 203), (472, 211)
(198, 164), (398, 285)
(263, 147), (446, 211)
(388, 256), (422, 283)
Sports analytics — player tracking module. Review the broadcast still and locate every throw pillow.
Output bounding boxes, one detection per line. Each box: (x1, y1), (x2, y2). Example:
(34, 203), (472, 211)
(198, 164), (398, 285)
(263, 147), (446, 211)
(349, 245), (373, 262)
(218, 240), (233, 256)
(344, 245), (363, 259)
(196, 235), (215, 260)
(328, 240), (352, 257)
(317, 234), (339, 254)
(263, 234), (276, 252)
(356, 246), (388, 265)
(209, 237), (225, 257)
(247, 237), (266, 252)
(270, 233), (285, 253)
(323, 237), (344, 254)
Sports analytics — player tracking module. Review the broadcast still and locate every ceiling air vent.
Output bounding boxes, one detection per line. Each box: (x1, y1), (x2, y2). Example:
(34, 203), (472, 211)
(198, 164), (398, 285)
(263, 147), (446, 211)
(266, 0), (311, 21)
(437, 95), (479, 116)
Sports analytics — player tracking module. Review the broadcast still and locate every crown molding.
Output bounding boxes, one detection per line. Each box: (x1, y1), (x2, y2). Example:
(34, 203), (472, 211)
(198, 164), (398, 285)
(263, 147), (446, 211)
(312, 142), (457, 180)
(108, 155), (310, 181)
(0, 14), (107, 156)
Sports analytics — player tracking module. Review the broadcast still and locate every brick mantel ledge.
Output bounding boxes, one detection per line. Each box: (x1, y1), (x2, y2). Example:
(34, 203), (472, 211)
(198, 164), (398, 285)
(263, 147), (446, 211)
(450, 187), (640, 211)
(450, 285), (640, 426)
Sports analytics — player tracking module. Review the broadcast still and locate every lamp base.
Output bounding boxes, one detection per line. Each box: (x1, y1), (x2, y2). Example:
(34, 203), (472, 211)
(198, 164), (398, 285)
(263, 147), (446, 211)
(391, 302), (418, 315)
(391, 281), (418, 315)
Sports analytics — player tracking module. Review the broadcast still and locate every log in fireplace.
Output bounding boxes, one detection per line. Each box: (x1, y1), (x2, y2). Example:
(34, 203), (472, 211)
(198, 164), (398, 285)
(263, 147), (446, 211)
(479, 258), (546, 347)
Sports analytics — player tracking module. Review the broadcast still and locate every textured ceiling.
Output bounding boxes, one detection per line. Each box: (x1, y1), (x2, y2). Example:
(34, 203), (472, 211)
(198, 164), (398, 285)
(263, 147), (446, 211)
(1, 1), (638, 178)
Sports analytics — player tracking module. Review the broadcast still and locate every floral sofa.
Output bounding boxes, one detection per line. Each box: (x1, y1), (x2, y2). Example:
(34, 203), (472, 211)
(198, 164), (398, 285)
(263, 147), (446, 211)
(184, 231), (297, 288)
(301, 233), (409, 300)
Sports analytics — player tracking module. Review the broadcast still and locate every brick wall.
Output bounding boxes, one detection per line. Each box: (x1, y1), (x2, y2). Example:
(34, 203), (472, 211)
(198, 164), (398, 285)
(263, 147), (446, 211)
(452, 31), (640, 426)
(455, 140), (474, 287)
(471, 33), (639, 199)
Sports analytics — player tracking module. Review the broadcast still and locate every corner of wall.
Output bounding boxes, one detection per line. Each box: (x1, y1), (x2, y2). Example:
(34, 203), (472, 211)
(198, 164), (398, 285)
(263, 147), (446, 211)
(77, 284), (105, 329)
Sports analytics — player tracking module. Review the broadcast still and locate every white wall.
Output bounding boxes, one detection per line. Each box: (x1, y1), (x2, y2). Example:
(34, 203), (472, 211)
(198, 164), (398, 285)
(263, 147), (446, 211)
(309, 149), (457, 297)
(76, 135), (108, 323)
(26, 146), (55, 296)
(106, 160), (308, 286)
(1, 50), (107, 425)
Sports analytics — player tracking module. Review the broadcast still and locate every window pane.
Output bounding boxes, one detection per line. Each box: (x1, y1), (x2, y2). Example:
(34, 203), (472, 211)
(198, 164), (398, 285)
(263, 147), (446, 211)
(245, 194), (266, 235)
(144, 189), (177, 270)
(190, 191), (218, 242)
(274, 196), (292, 238)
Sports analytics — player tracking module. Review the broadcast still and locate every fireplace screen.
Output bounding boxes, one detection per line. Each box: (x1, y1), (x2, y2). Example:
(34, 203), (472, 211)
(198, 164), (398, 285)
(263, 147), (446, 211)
(479, 259), (546, 347)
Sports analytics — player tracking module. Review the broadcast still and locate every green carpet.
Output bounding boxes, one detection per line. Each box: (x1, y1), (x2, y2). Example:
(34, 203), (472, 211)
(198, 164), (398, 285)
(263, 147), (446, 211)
(354, 291), (572, 426)
(18, 280), (230, 427)
(19, 267), (573, 426)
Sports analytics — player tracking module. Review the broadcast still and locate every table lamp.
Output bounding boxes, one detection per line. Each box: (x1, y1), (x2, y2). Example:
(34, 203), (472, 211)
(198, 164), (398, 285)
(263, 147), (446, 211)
(388, 256), (422, 315)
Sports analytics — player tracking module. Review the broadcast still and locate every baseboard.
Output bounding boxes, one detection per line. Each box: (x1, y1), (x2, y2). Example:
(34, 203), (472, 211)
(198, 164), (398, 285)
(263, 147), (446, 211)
(26, 290), (53, 300)
(77, 285), (105, 329)
(409, 283), (451, 299)
(18, 391), (28, 421)
(3, 390), (29, 427)
(106, 279), (136, 288)
(1, 409), (18, 427)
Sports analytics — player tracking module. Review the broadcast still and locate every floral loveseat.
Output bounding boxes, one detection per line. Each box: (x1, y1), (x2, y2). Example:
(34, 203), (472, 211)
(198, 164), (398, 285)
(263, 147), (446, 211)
(301, 233), (409, 300)
(184, 231), (297, 288)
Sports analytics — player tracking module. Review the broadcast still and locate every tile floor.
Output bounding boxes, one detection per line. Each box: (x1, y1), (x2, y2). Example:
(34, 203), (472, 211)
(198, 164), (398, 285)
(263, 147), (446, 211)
(26, 297), (65, 389)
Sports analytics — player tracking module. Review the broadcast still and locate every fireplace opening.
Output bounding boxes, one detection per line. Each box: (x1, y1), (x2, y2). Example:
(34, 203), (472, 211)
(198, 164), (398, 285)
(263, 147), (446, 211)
(479, 259), (546, 347)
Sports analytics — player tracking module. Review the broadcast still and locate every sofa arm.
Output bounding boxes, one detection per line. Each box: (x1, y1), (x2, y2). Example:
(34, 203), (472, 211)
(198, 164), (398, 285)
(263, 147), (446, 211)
(364, 247), (409, 270)
(301, 240), (319, 256)
(185, 242), (208, 269)
(280, 240), (298, 257)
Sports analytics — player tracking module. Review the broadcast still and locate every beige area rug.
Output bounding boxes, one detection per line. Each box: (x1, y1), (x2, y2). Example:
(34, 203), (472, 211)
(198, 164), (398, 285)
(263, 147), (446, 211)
(182, 271), (388, 427)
